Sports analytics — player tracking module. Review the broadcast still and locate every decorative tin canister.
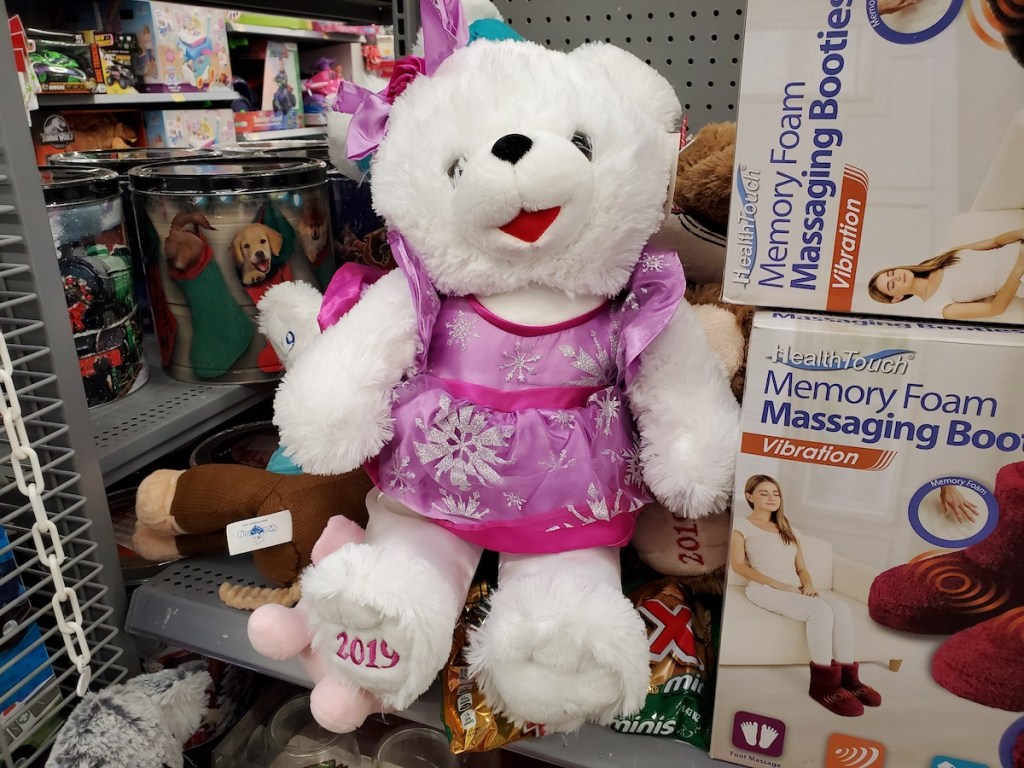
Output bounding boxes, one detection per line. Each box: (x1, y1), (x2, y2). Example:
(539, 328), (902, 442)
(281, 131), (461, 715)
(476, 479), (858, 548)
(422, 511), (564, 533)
(128, 157), (333, 383)
(49, 148), (221, 335)
(220, 141), (387, 268)
(40, 166), (148, 407)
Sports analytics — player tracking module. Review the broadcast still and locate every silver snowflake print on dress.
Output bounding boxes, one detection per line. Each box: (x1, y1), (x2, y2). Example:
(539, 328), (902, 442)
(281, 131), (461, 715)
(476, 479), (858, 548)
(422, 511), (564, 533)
(551, 410), (576, 429)
(622, 291), (640, 312)
(567, 484), (626, 524)
(445, 310), (480, 351)
(640, 252), (666, 272)
(387, 456), (416, 495)
(432, 489), (489, 520)
(560, 321), (621, 386)
(602, 444), (645, 488)
(500, 339), (542, 383)
(503, 491), (526, 510)
(539, 449), (576, 472)
(414, 395), (514, 490)
(590, 390), (621, 435)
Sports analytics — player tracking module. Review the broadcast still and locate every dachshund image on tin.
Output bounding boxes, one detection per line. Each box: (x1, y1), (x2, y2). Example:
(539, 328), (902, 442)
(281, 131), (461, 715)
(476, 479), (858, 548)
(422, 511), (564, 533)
(164, 211), (215, 273)
(232, 223), (283, 285)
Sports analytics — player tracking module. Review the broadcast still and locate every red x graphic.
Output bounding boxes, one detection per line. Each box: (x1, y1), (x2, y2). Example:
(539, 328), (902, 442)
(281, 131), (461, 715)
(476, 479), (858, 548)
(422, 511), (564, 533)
(638, 599), (703, 667)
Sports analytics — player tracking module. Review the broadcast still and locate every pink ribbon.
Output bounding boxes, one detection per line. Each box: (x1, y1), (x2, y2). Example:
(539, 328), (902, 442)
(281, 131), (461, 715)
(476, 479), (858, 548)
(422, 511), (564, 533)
(334, 0), (468, 160)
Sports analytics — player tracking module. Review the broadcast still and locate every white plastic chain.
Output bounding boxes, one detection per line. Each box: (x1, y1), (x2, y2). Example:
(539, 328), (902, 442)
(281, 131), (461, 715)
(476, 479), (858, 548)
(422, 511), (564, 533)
(0, 328), (92, 696)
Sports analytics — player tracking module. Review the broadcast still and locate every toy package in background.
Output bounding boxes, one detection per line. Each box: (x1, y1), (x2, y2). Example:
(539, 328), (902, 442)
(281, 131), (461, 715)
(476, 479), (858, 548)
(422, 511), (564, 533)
(83, 31), (142, 93)
(722, 0), (1024, 327)
(110, 0), (232, 92)
(27, 28), (103, 94)
(144, 108), (235, 148)
(0, 526), (59, 744)
(31, 109), (145, 165)
(709, 310), (1024, 768)
(231, 39), (305, 136)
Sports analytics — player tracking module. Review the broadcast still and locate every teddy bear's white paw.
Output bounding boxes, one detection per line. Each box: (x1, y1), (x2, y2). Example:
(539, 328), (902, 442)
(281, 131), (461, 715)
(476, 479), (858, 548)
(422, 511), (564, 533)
(301, 543), (459, 710)
(466, 575), (650, 732)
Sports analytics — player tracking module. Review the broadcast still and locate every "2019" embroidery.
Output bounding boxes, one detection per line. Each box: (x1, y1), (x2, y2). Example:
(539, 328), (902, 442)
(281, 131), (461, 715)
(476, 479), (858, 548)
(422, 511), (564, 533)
(336, 632), (401, 668)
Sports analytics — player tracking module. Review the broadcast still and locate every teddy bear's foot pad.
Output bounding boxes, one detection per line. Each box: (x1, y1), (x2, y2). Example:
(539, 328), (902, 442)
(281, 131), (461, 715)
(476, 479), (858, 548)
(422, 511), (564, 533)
(302, 542), (460, 710)
(466, 574), (650, 733)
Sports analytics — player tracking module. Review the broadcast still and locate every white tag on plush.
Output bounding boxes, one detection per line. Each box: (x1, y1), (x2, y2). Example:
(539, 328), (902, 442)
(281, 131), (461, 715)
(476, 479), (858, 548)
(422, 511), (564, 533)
(226, 510), (293, 555)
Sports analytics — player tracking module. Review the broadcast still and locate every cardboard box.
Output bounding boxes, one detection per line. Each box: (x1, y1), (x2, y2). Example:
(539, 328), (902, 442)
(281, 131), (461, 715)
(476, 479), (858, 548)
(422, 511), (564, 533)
(710, 310), (1024, 768)
(84, 31), (142, 94)
(722, 0), (1024, 327)
(112, 0), (232, 92)
(27, 29), (103, 94)
(0, 526), (58, 737)
(225, 10), (313, 30)
(32, 109), (146, 165)
(144, 108), (235, 148)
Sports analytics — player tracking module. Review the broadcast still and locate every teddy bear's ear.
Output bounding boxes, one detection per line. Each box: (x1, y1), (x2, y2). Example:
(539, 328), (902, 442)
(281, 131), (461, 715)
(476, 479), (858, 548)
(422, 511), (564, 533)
(570, 43), (682, 134)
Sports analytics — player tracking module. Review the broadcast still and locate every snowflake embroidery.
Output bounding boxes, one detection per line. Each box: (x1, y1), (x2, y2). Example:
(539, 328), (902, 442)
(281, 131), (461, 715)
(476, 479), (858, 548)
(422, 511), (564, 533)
(432, 489), (489, 520)
(503, 491), (526, 510)
(561, 322), (621, 386)
(567, 484), (626, 524)
(600, 442), (644, 487)
(446, 310), (480, 351)
(640, 252), (666, 272)
(622, 291), (640, 312)
(539, 449), (576, 472)
(591, 390), (621, 435)
(414, 395), (514, 490)
(499, 339), (542, 383)
(387, 456), (416, 495)
(551, 410), (576, 429)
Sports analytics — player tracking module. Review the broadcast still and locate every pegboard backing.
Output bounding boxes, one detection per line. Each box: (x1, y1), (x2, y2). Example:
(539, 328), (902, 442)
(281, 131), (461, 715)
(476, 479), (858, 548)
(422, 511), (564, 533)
(496, 0), (747, 129)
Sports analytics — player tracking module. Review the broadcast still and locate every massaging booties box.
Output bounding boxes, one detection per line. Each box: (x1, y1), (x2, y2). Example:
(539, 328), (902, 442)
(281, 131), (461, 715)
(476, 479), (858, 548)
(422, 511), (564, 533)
(709, 311), (1024, 768)
(722, 0), (1024, 326)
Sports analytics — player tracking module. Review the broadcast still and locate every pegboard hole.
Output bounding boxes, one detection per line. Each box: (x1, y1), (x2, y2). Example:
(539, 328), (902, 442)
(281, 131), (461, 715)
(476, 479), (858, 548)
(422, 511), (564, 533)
(685, 80), (692, 87)
(684, 103), (691, 110)
(713, 9), (720, 15)
(525, 16), (531, 23)
(625, 36), (631, 43)
(710, 57), (717, 64)
(585, 14), (591, 21)
(667, 35), (674, 42)
(646, 36), (652, 42)
(667, 58), (673, 65)
(708, 80), (714, 87)
(687, 58), (694, 64)
(669, 11), (675, 17)
(626, 12), (633, 20)
(691, 10), (698, 17)
(706, 104), (713, 110)
(647, 12), (654, 19)
(711, 34), (718, 41)
(689, 34), (696, 42)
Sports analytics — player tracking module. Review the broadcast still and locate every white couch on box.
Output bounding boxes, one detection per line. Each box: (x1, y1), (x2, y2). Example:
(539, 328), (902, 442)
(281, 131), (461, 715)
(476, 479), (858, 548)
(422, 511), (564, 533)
(719, 534), (912, 670)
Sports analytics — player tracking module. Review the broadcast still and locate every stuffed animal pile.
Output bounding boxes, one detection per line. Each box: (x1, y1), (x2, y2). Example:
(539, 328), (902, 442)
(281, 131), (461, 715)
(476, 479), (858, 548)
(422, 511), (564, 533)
(253, 0), (740, 734)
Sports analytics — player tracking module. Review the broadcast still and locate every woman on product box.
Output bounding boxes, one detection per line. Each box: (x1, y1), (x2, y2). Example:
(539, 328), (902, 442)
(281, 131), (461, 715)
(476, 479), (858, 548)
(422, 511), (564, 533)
(868, 227), (1024, 320)
(730, 475), (881, 717)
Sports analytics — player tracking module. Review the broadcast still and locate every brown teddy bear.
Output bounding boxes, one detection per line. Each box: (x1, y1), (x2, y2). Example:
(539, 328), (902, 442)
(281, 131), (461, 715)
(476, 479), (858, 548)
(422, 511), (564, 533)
(132, 464), (373, 609)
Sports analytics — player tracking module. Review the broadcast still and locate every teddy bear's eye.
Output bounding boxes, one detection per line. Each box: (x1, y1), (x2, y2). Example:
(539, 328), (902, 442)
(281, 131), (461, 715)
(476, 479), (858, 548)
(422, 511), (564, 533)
(446, 157), (465, 189)
(571, 132), (593, 161)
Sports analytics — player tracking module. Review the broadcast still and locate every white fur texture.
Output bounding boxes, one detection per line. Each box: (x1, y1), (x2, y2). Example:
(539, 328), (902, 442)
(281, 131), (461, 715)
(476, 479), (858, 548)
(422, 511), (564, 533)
(629, 301), (742, 518)
(273, 270), (417, 475)
(302, 542), (461, 709)
(466, 574), (650, 731)
(256, 280), (325, 368)
(371, 40), (680, 298)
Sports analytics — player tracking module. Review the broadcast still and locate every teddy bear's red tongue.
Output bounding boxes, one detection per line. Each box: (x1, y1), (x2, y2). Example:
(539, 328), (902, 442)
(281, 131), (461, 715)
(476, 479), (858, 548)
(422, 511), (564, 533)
(499, 207), (561, 243)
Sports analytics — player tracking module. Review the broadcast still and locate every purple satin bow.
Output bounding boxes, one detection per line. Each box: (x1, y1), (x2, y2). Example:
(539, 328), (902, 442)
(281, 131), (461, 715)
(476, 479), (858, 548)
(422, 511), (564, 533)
(334, 0), (468, 160)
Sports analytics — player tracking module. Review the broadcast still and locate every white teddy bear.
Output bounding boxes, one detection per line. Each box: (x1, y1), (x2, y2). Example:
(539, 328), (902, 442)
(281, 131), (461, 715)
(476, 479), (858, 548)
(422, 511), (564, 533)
(260, 3), (739, 734)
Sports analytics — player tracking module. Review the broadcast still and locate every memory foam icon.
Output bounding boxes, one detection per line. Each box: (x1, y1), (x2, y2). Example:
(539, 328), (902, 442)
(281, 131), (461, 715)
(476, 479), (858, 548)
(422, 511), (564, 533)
(826, 734), (886, 768)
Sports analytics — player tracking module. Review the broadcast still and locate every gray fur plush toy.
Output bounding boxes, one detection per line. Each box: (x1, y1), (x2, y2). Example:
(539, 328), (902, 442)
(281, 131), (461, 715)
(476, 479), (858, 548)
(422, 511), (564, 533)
(45, 668), (210, 768)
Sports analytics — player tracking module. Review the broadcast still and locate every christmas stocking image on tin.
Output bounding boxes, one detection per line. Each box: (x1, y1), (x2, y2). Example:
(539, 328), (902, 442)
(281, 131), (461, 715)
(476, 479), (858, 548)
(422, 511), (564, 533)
(165, 211), (253, 379)
(233, 201), (297, 374)
(868, 460), (1024, 635)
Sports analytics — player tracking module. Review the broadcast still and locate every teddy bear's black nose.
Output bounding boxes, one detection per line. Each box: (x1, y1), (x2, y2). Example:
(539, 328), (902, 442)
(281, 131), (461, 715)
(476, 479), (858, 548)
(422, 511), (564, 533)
(491, 134), (533, 165)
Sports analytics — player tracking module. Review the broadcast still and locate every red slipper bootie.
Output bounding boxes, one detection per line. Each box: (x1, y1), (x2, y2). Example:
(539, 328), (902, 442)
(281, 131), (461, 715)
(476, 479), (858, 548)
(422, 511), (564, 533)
(931, 607), (1024, 712)
(809, 662), (864, 717)
(839, 662), (882, 707)
(868, 461), (1024, 634)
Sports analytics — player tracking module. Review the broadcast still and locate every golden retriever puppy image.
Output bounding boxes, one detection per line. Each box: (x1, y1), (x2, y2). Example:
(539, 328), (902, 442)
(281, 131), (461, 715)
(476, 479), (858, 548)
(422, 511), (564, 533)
(232, 223), (283, 285)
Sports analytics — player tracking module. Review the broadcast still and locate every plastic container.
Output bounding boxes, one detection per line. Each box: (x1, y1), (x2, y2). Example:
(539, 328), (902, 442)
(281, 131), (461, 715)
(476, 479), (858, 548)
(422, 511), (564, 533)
(372, 726), (458, 768)
(40, 166), (148, 407)
(188, 420), (280, 468)
(49, 148), (222, 335)
(128, 157), (334, 383)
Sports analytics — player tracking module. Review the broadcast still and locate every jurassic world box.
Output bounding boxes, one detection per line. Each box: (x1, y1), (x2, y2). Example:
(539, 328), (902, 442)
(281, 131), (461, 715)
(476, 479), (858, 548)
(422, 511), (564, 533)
(722, 0), (1024, 327)
(710, 310), (1024, 768)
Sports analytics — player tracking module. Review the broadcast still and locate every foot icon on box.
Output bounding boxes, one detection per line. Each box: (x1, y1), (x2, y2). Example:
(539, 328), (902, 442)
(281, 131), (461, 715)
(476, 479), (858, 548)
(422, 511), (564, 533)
(732, 711), (786, 757)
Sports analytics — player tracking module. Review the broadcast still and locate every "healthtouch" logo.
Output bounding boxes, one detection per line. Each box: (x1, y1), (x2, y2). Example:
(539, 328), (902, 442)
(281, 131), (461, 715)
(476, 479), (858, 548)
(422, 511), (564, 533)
(771, 345), (914, 374)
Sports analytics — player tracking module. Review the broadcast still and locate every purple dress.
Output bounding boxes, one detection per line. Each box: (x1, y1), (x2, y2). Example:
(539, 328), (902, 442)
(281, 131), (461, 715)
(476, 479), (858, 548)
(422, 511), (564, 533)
(322, 234), (685, 554)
